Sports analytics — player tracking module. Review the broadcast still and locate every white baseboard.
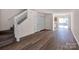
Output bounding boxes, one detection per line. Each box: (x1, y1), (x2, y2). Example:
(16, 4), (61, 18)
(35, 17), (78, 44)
(71, 29), (79, 46)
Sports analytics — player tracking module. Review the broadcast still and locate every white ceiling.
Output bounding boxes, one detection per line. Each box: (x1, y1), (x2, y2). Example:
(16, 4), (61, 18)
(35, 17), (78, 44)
(33, 9), (75, 14)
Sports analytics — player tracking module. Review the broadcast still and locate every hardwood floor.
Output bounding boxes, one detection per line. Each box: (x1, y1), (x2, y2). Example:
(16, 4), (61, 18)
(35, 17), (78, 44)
(45, 29), (79, 50)
(0, 29), (78, 50)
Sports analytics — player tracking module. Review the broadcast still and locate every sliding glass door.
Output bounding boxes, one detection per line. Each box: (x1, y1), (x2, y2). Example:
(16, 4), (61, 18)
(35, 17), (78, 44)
(58, 17), (69, 29)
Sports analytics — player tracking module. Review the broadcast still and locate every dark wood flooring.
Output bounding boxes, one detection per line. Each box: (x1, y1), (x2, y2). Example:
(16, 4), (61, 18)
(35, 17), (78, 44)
(0, 29), (78, 50)
(0, 29), (15, 48)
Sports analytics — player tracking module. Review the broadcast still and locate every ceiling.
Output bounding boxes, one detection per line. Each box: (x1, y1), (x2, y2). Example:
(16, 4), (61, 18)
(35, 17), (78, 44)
(33, 9), (75, 14)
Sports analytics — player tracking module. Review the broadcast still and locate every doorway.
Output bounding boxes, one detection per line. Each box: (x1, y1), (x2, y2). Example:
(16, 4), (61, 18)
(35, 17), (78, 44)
(58, 16), (68, 29)
(53, 16), (70, 31)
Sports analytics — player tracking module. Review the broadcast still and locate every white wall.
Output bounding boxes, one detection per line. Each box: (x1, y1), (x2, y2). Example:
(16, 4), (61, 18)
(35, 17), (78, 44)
(71, 10), (79, 45)
(68, 15), (71, 29)
(0, 9), (23, 31)
(0, 10), (1, 30)
(36, 12), (45, 31)
(17, 10), (46, 38)
(45, 13), (53, 30)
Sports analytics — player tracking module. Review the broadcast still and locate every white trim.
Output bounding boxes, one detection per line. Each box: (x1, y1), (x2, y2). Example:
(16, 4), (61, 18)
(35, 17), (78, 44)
(71, 29), (79, 46)
(16, 38), (20, 42)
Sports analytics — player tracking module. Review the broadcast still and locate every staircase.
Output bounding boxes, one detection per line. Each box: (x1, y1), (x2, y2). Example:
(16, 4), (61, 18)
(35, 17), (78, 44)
(0, 9), (27, 47)
(14, 9), (27, 42)
(0, 27), (16, 47)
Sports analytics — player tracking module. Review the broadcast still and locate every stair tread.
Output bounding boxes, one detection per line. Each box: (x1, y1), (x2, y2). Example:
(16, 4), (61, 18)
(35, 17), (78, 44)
(0, 29), (15, 48)
(0, 34), (14, 42)
(0, 29), (14, 34)
(0, 37), (15, 48)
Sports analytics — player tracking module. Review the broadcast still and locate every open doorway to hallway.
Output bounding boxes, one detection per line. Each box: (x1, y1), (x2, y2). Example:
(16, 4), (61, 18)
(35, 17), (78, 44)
(53, 16), (69, 30)
(53, 13), (71, 31)
(58, 16), (68, 29)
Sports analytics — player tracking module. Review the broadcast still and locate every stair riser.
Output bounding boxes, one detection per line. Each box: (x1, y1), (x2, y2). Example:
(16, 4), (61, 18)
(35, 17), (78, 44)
(0, 38), (15, 48)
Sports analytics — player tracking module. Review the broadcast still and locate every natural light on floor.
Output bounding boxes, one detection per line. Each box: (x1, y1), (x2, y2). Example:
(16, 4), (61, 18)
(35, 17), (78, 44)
(58, 25), (68, 29)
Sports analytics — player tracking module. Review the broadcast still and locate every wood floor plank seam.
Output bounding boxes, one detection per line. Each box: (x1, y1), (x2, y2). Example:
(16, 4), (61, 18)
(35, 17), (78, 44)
(0, 29), (78, 50)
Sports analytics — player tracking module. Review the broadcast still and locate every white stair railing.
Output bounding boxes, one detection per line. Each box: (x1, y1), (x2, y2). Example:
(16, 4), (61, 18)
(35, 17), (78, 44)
(14, 10), (27, 42)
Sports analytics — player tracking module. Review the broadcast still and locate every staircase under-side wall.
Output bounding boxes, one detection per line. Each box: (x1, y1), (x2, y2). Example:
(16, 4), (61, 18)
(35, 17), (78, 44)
(0, 27), (16, 47)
